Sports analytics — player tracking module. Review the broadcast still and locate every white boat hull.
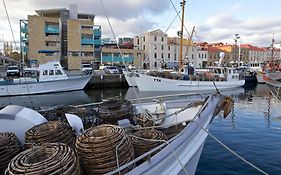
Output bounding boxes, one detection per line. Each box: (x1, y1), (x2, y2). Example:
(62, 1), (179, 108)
(123, 71), (138, 87)
(123, 94), (223, 175)
(135, 73), (245, 91)
(0, 76), (91, 96)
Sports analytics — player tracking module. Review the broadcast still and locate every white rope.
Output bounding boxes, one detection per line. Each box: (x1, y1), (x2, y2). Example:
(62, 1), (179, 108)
(191, 119), (270, 175)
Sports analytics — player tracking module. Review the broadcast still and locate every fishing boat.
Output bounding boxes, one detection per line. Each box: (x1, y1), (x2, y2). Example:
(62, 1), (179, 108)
(135, 66), (245, 91)
(0, 92), (232, 175)
(129, 1), (244, 91)
(0, 61), (92, 96)
(263, 74), (281, 101)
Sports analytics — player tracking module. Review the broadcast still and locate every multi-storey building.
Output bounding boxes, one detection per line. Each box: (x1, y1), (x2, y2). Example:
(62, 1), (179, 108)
(195, 42), (208, 68)
(20, 5), (101, 70)
(133, 29), (199, 69)
(240, 44), (266, 64)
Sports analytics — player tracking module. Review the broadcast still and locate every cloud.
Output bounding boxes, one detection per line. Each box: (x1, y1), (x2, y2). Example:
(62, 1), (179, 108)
(194, 6), (281, 46)
(0, 0), (169, 44)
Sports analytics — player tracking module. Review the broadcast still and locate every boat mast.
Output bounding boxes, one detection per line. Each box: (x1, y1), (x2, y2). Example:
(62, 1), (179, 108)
(179, 0), (186, 70)
(271, 34), (275, 66)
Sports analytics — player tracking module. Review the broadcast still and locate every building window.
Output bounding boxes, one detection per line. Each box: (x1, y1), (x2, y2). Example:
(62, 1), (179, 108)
(143, 45), (145, 50)
(137, 39), (139, 45)
(168, 53), (170, 58)
(143, 37), (145, 42)
(161, 37), (164, 42)
(199, 54), (201, 58)
(154, 62), (157, 67)
(192, 54), (194, 59)
(154, 53), (157, 59)
(161, 53), (164, 58)
(154, 36), (157, 41)
(46, 52), (54, 56)
(168, 45), (170, 50)
(161, 45), (164, 50)
(174, 54), (177, 60)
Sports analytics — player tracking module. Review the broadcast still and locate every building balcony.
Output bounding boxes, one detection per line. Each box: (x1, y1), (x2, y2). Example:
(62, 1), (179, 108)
(81, 38), (101, 46)
(45, 26), (59, 34)
(94, 30), (101, 37)
(101, 56), (134, 63)
(21, 36), (29, 42)
(22, 46), (29, 52)
(20, 26), (28, 33)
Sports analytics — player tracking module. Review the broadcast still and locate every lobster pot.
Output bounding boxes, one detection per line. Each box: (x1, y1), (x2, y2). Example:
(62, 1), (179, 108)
(131, 129), (166, 161)
(75, 124), (134, 175)
(5, 143), (81, 175)
(0, 132), (21, 174)
(97, 100), (135, 125)
(25, 121), (75, 149)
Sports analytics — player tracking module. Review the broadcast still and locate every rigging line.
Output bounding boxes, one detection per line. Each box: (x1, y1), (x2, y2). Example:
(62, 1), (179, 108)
(168, 0), (191, 38)
(2, 0), (17, 49)
(192, 119), (270, 175)
(136, 10), (182, 71)
(99, 0), (125, 64)
(99, 0), (143, 106)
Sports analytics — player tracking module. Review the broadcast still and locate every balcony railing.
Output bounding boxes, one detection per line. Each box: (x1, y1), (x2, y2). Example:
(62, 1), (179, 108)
(20, 26), (28, 33)
(81, 39), (101, 46)
(101, 56), (134, 63)
(45, 26), (59, 34)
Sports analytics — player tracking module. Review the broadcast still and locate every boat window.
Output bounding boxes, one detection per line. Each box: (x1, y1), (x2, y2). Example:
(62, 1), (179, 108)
(54, 64), (59, 67)
(43, 70), (48, 75)
(55, 70), (63, 75)
(49, 70), (54, 75)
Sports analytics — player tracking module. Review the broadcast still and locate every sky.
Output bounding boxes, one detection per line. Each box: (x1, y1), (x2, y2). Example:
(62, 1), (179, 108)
(1, 0), (281, 51)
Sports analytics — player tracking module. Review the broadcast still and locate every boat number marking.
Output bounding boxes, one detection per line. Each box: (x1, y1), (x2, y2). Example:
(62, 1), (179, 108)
(153, 78), (161, 82)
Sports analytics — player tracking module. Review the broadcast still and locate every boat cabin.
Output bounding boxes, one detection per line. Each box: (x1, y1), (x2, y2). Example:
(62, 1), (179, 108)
(205, 67), (241, 81)
(23, 61), (68, 82)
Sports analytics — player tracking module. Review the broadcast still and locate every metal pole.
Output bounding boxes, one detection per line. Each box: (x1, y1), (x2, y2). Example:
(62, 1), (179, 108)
(179, 0), (186, 70)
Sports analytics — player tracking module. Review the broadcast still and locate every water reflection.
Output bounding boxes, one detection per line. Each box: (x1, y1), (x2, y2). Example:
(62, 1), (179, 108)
(0, 90), (92, 109)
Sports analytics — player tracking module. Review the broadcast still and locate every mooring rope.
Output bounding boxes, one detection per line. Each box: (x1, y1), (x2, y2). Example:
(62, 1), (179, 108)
(191, 119), (270, 175)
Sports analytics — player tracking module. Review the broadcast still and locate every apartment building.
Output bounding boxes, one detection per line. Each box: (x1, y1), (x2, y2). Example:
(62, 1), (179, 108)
(20, 4), (101, 69)
(133, 29), (199, 69)
(240, 44), (266, 63)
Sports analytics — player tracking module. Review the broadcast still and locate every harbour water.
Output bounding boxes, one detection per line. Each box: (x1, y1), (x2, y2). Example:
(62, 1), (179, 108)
(1, 84), (281, 174)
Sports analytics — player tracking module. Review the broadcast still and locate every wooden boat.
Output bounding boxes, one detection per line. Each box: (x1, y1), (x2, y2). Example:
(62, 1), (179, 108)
(0, 61), (91, 96)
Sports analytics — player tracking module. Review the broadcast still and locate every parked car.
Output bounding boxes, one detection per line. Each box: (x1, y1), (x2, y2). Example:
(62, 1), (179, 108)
(6, 65), (20, 77)
(116, 65), (126, 73)
(104, 66), (120, 74)
(80, 64), (93, 75)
